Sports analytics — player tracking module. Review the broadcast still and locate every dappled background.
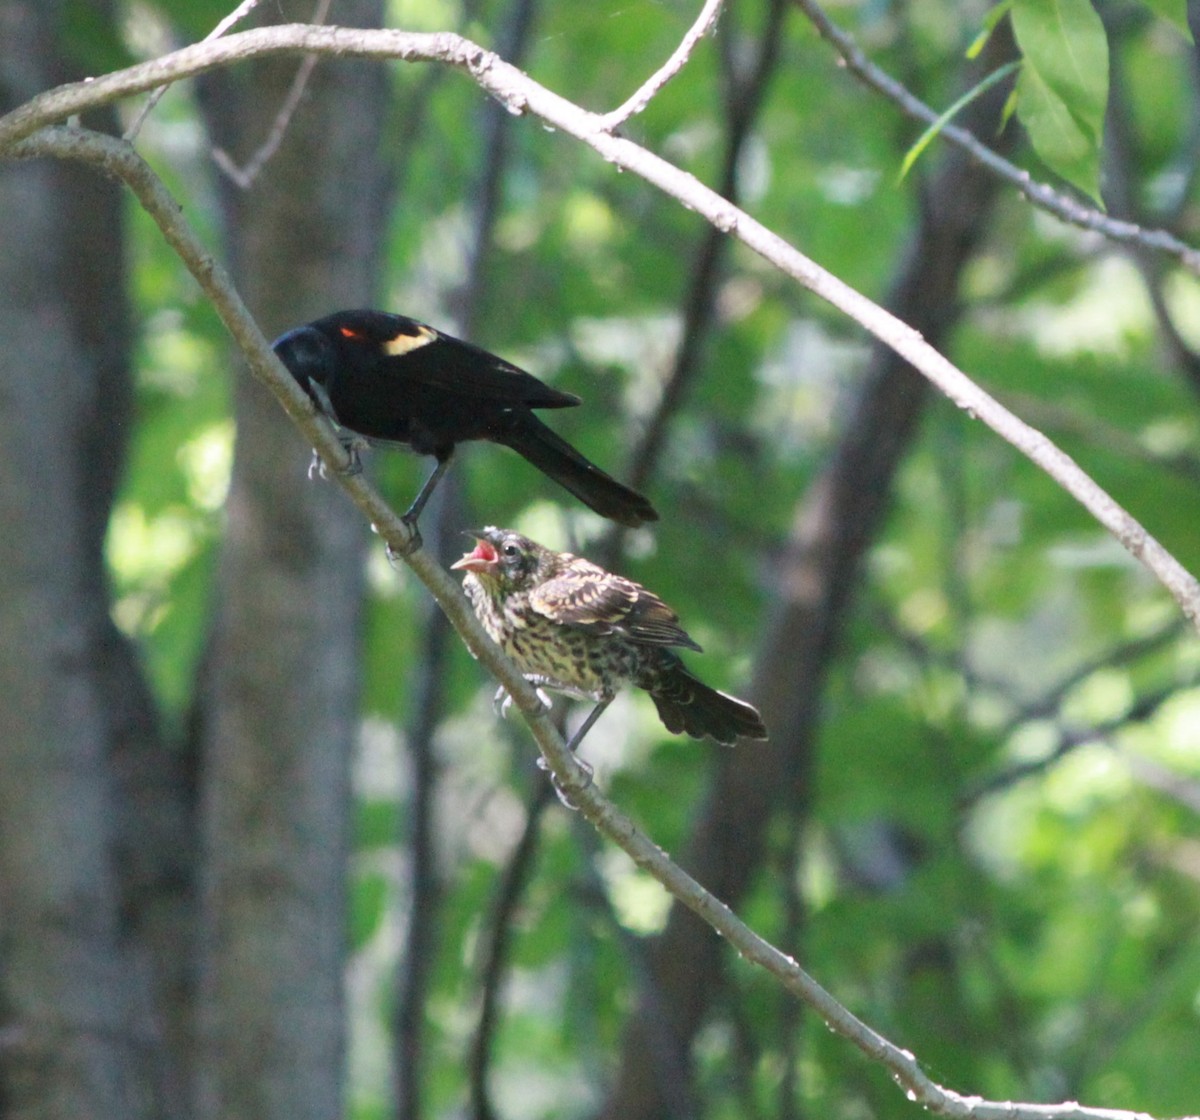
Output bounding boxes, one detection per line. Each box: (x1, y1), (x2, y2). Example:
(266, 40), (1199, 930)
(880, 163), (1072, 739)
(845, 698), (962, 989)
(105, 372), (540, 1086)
(2, 1), (1200, 1119)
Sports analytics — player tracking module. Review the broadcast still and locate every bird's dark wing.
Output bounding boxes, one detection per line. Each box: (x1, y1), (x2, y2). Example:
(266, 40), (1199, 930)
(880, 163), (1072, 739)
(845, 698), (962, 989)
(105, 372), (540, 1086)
(381, 325), (580, 410)
(529, 568), (701, 650)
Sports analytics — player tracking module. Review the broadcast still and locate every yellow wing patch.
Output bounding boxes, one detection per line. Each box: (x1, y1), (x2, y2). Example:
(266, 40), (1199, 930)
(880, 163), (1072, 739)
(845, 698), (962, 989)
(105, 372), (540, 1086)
(383, 323), (438, 357)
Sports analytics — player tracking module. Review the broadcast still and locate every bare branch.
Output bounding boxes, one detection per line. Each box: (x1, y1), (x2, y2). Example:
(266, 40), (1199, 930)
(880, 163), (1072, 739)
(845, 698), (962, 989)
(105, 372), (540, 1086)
(0, 27), (473, 147)
(4, 25), (1197, 631)
(11, 121), (1193, 1120)
(211, 0), (333, 187)
(210, 54), (314, 186)
(597, 0), (725, 132)
(1126, 754), (1200, 815)
(469, 779), (554, 1120)
(124, 0), (265, 142)
(791, 0), (1200, 275)
(598, 0), (789, 576)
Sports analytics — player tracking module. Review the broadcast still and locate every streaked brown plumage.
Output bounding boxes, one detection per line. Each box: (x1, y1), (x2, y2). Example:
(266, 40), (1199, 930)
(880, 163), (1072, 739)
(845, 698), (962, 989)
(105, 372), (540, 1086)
(451, 527), (767, 747)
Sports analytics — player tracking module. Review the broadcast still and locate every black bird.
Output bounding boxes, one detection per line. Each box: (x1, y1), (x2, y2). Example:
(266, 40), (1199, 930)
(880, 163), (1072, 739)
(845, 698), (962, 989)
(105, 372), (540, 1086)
(452, 527), (767, 752)
(272, 310), (657, 536)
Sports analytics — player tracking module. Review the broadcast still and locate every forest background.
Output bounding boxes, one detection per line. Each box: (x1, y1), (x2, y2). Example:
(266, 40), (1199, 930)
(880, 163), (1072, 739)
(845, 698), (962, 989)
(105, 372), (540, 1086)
(3, 1), (1200, 1119)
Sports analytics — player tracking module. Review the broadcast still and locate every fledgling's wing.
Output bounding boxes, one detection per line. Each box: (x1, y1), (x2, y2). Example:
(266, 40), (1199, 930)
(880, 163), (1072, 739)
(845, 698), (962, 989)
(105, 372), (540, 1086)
(529, 564), (701, 650)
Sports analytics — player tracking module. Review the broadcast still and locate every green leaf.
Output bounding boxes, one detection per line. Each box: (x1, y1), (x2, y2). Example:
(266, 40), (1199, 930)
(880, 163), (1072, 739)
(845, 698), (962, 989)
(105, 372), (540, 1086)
(1134, 0), (1193, 40)
(1010, 0), (1109, 199)
(1011, 0), (1109, 146)
(1015, 57), (1103, 202)
(899, 61), (1021, 181)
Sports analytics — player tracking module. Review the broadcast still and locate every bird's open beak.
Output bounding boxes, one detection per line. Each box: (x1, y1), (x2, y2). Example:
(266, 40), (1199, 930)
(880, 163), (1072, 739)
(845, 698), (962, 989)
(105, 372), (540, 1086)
(451, 534), (499, 573)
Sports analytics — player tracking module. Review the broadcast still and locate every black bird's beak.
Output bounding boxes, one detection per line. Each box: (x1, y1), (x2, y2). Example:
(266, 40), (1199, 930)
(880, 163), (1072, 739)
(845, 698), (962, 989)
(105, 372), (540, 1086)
(272, 325), (333, 390)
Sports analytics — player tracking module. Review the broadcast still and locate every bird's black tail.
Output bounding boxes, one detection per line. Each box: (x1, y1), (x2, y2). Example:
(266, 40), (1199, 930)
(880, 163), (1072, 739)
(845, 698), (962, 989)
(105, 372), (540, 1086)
(646, 657), (767, 745)
(498, 413), (658, 527)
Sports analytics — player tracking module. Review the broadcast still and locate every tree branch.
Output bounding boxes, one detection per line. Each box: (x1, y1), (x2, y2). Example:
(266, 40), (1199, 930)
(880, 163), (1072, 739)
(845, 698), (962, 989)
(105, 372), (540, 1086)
(790, 0), (1200, 275)
(4, 24), (1197, 632)
(597, 0), (725, 132)
(124, 0), (265, 142)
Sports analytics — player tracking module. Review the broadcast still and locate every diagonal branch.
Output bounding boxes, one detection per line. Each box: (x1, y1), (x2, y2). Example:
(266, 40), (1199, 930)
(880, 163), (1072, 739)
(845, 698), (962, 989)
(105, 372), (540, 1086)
(4, 25), (1198, 632)
(790, 0), (1200, 274)
(11, 123), (1185, 1120)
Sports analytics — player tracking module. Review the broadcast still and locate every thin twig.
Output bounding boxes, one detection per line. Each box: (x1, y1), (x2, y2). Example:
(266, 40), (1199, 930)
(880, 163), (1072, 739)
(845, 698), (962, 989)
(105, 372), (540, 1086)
(124, 0), (264, 142)
(210, 53), (317, 186)
(211, 0), (333, 187)
(598, 0), (725, 132)
(469, 777), (554, 1120)
(790, 0), (1200, 275)
(963, 681), (1191, 806)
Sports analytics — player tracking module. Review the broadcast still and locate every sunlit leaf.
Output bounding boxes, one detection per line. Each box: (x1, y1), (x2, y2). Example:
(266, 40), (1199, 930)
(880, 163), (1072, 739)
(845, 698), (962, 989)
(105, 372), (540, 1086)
(1011, 0), (1108, 200)
(1014, 47), (1104, 202)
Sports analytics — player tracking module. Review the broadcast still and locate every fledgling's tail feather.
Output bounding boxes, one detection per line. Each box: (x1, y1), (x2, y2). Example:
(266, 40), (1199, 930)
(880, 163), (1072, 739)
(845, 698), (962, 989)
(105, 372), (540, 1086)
(649, 661), (767, 745)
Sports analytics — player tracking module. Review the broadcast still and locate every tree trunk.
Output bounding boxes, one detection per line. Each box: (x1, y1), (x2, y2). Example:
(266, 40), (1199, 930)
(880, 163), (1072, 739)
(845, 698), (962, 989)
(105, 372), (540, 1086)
(189, 3), (391, 1118)
(0, 1), (177, 1116)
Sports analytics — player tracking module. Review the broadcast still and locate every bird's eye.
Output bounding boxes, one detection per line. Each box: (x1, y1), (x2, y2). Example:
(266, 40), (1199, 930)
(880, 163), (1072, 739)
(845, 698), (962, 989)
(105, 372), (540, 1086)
(502, 543), (521, 560)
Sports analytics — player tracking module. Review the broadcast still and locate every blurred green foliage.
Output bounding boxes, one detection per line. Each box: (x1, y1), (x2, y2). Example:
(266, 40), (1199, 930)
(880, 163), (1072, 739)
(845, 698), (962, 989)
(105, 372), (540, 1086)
(106, 0), (1200, 1116)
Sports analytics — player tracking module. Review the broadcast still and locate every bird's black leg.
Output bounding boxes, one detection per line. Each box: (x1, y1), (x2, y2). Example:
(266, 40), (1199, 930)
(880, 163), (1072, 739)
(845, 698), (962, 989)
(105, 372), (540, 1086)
(340, 436), (367, 475)
(536, 698), (609, 809)
(564, 699), (611, 755)
(404, 457), (452, 525)
(388, 456), (453, 557)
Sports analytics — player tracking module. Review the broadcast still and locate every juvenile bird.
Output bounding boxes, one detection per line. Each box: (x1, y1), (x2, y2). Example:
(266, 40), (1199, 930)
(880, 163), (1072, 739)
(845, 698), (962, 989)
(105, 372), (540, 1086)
(452, 527), (767, 752)
(272, 310), (657, 542)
